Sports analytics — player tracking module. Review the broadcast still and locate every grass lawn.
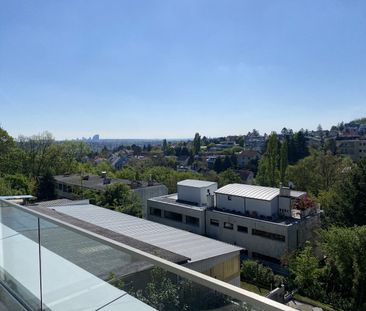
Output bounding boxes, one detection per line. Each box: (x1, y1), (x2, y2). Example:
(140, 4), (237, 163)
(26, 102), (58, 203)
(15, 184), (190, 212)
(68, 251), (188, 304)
(240, 281), (269, 296)
(294, 293), (337, 311)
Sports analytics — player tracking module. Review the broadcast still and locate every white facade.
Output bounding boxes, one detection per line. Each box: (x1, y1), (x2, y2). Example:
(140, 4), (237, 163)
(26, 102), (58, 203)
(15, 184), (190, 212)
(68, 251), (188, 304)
(177, 180), (217, 206)
(147, 180), (319, 267)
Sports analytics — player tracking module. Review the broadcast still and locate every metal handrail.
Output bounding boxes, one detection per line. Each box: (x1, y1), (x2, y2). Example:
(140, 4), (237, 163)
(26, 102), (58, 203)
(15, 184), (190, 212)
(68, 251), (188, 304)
(0, 198), (296, 311)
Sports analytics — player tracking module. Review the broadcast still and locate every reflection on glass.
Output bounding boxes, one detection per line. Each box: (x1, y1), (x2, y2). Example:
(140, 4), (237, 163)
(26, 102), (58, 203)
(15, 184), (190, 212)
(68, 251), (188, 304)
(0, 203), (42, 310)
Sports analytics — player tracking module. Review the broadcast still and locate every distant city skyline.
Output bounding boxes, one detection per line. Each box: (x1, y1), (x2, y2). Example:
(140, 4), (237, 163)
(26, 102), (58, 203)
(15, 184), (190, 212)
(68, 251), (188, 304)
(1, 0), (365, 140)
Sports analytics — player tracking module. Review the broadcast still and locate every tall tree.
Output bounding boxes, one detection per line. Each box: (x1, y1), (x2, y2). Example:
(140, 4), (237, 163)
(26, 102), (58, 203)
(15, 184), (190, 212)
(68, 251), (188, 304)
(256, 133), (279, 187)
(162, 139), (168, 155)
(193, 132), (201, 155)
(218, 169), (241, 187)
(280, 139), (288, 184)
(18, 131), (55, 177)
(0, 127), (22, 175)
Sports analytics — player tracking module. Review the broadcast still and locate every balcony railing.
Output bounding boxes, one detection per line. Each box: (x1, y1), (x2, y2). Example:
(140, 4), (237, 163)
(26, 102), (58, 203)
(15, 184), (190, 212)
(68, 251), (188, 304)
(0, 197), (295, 311)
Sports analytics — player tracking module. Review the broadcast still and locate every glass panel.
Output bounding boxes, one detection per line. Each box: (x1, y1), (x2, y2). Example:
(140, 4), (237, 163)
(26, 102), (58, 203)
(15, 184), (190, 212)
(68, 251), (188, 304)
(39, 218), (154, 311)
(38, 217), (263, 311)
(0, 201), (280, 311)
(101, 266), (261, 311)
(0, 201), (42, 310)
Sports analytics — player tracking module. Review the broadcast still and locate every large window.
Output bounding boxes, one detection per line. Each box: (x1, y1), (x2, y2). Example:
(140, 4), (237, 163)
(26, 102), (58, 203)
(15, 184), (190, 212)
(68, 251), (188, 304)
(224, 222), (233, 230)
(186, 216), (199, 227)
(252, 229), (285, 242)
(164, 210), (183, 222)
(252, 252), (281, 265)
(150, 207), (162, 217)
(210, 219), (219, 227)
(237, 225), (248, 233)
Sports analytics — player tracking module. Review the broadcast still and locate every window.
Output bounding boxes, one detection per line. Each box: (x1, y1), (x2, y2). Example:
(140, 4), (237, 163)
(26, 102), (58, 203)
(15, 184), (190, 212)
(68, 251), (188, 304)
(210, 219), (219, 227)
(164, 210), (183, 222)
(252, 229), (285, 242)
(237, 225), (248, 233)
(150, 207), (161, 217)
(186, 216), (199, 227)
(224, 222), (233, 230)
(252, 252), (281, 264)
(58, 183), (63, 190)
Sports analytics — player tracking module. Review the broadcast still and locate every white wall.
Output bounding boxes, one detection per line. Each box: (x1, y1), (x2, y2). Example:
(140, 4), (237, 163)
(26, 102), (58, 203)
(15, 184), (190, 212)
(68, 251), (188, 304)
(178, 185), (201, 205)
(246, 198), (272, 217)
(216, 194), (245, 213)
(200, 184), (218, 206)
(178, 184), (218, 206)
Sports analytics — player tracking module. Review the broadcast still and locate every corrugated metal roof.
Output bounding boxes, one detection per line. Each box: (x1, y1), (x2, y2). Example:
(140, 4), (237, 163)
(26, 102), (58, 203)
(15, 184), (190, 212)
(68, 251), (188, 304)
(215, 184), (280, 201)
(42, 204), (241, 263)
(177, 179), (217, 188)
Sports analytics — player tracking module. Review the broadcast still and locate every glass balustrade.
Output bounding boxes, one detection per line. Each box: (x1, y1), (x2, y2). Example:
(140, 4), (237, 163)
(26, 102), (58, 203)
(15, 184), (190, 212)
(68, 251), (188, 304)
(0, 198), (294, 311)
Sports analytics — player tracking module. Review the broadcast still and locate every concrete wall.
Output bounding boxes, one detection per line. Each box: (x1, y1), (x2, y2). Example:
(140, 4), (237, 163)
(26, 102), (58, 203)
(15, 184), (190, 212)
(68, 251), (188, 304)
(279, 197), (291, 217)
(185, 252), (241, 286)
(134, 185), (168, 217)
(206, 210), (290, 260)
(147, 199), (206, 235)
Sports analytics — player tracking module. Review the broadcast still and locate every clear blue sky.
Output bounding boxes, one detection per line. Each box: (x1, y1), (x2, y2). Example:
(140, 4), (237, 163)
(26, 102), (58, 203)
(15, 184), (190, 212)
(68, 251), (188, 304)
(1, 0), (365, 140)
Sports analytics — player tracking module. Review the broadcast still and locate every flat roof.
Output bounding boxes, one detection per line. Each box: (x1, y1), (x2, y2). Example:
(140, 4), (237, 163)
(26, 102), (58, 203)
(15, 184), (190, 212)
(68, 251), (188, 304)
(149, 194), (207, 211)
(54, 174), (162, 191)
(36, 202), (242, 263)
(177, 179), (217, 188)
(215, 184), (280, 201)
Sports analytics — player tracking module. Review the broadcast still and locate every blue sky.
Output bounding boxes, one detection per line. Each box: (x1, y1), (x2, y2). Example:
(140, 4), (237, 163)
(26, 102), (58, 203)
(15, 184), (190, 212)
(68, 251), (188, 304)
(1, 0), (365, 139)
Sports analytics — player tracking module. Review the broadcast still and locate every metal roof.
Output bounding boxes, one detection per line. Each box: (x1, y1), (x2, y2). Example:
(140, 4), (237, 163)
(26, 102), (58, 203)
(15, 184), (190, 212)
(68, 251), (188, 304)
(0, 195), (35, 200)
(215, 184), (280, 201)
(40, 203), (242, 263)
(177, 179), (217, 188)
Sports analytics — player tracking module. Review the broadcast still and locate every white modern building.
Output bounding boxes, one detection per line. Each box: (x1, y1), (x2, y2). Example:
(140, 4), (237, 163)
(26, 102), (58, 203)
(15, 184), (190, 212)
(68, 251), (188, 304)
(147, 181), (321, 267)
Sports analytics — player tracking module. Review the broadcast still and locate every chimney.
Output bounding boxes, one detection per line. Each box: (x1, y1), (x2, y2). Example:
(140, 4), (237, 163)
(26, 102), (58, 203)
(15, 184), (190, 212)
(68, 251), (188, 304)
(280, 186), (291, 197)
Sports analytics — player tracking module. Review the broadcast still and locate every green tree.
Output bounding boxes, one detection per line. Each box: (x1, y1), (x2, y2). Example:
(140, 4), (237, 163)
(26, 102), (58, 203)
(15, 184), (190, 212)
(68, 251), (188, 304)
(162, 139), (168, 155)
(136, 268), (181, 310)
(0, 127), (22, 175)
(218, 169), (241, 187)
(321, 226), (366, 309)
(18, 131), (55, 177)
(279, 139), (288, 184)
(193, 132), (201, 155)
(289, 243), (323, 299)
(37, 172), (56, 200)
(241, 260), (285, 289)
(97, 183), (142, 217)
(321, 158), (366, 227)
(256, 133), (279, 187)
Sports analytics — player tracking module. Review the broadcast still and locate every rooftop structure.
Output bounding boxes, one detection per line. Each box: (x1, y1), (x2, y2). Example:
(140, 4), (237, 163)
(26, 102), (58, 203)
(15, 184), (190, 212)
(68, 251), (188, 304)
(147, 180), (320, 268)
(215, 184), (305, 201)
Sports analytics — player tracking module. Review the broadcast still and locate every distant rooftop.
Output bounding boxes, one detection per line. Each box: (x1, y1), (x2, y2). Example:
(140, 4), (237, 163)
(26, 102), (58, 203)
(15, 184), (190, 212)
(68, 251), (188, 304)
(177, 179), (217, 188)
(54, 174), (161, 191)
(215, 184), (305, 201)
